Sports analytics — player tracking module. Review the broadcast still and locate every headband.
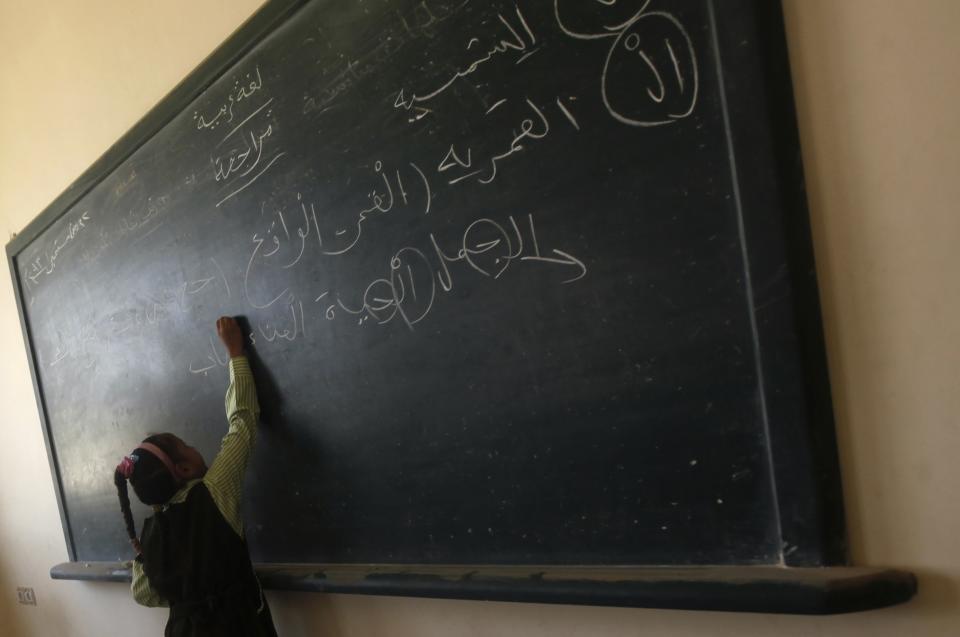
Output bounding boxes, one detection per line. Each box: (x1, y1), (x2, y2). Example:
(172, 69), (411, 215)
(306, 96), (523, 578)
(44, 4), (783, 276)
(116, 442), (182, 484)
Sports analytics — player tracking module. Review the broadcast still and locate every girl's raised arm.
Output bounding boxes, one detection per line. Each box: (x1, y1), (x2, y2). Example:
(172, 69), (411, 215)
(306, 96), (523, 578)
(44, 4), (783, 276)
(203, 317), (260, 535)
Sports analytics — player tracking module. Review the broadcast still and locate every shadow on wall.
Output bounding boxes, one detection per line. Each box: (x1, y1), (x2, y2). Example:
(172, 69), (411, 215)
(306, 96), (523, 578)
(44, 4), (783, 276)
(266, 591), (344, 637)
(779, 0), (882, 563)
(0, 580), (71, 636)
(909, 568), (960, 619)
(0, 559), (26, 637)
(0, 574), (25, 637)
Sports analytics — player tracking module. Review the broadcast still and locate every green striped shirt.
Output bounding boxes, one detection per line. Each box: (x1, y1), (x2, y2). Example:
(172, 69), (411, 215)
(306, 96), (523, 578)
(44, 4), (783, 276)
(131, 355), (260, 607)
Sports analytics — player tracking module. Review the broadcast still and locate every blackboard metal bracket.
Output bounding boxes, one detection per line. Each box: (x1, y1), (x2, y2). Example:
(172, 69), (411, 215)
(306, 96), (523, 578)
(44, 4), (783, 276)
(50, 562), (915, 615)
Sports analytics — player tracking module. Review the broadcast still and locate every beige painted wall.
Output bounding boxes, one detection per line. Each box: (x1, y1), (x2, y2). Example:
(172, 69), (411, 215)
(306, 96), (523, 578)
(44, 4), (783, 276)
(0, 1), (957, 634)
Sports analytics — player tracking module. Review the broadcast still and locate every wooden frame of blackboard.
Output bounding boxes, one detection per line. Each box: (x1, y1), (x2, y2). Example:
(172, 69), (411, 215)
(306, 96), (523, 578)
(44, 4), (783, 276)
(7, 0), (916, 613)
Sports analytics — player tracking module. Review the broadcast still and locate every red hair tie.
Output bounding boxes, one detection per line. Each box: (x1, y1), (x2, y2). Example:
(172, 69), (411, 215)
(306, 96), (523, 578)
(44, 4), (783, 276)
(117, 455), (137, 479)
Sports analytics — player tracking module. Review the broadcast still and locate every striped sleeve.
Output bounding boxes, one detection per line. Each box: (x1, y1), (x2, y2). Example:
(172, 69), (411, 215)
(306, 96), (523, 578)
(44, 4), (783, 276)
(131, 560), (168, 607)
(203, 355), (260, 536)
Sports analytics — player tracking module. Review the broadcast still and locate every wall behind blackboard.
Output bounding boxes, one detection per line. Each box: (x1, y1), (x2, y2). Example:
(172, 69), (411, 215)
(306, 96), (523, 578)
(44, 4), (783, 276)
(8, 0), (845, 568)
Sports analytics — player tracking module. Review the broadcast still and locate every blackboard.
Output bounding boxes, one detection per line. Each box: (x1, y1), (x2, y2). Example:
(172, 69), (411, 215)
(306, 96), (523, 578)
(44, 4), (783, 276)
(9, 0), (847, 574)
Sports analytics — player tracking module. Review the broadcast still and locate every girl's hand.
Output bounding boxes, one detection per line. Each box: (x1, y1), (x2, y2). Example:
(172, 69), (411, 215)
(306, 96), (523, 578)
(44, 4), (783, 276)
(217, 316), (245, 358)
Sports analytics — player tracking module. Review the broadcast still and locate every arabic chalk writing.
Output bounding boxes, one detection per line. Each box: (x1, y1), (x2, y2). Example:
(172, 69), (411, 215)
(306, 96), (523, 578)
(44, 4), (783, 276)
(332, 213), (586, 331)
(554, 2), (699, 127)
(193, 65), (265, 131)
(393, 4), (538, 116)
(22, 212), (93, 289)
(440, 98), (550, 186)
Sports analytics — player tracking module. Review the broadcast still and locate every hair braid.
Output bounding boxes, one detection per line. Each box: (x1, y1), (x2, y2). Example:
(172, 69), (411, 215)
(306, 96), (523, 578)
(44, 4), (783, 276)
(114, 466), (142, 555)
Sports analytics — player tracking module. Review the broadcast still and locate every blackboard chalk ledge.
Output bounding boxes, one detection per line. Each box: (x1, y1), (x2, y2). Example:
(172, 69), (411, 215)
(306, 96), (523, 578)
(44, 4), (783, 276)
(50, 562), (915, 615)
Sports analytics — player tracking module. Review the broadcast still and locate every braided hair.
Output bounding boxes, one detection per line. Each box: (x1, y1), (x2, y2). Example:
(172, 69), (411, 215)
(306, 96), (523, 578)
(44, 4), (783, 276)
(114, 433), (184, 556)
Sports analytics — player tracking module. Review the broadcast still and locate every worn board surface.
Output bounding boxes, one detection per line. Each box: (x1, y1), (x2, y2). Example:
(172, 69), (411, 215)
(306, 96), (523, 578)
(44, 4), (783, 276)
(8, 0), (845, 567)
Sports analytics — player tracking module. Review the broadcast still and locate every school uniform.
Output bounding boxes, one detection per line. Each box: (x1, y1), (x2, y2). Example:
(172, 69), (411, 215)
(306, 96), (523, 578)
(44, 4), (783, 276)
(131, 356), (277, 636)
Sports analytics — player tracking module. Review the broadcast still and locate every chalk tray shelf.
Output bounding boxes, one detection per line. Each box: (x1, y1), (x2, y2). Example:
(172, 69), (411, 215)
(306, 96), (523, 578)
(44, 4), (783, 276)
(51, 562), (915, 615)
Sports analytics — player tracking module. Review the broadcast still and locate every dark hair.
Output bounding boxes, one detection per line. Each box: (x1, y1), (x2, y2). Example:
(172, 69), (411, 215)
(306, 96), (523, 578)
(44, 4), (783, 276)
(114, 433), (185, 555)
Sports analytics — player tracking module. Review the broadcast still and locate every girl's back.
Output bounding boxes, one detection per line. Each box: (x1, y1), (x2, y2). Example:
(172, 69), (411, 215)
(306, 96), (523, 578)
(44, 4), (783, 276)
(140, 481), (274, 635)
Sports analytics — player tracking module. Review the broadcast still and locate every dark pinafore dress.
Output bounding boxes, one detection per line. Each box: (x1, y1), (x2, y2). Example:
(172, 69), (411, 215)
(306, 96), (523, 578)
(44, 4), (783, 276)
(140, 482), (277, 637)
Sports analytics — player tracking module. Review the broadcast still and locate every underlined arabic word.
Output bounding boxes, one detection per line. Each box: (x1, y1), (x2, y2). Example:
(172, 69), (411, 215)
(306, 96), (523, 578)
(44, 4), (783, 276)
(440, 97), (550, 186)
(393, 4), (538, 117)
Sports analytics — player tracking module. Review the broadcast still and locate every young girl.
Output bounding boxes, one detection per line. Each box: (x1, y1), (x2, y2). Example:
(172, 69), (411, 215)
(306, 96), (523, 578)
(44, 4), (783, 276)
(113, 316), (278, 636)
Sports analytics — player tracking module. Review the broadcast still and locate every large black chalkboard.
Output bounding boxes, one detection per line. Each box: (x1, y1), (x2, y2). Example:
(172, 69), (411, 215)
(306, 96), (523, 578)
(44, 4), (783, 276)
(10, 0), (848, 577)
